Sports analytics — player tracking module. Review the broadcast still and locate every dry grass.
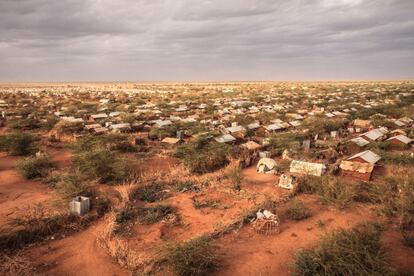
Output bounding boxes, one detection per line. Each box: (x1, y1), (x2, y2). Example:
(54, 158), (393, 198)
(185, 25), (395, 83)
(0, 254), (37, 276)
(139, 164), (225, 190)
(115, 179), (140, 206)
(97, 214), (153, 272)
(0, 204), (95, 252)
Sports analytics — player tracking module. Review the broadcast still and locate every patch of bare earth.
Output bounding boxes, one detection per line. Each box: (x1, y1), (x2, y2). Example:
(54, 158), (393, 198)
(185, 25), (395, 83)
(213, 195), (377, 276)
(0, 153), (54, 228)
(23, 221), (130, 276)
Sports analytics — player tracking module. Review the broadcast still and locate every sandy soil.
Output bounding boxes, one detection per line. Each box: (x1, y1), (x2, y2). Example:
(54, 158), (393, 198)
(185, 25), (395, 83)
(6, 157), (414, 276)
(214, 195), (377, 276)
(24, 221), (130, 276)
(0, 153), (54, 227)
(48, 148), (73, 169)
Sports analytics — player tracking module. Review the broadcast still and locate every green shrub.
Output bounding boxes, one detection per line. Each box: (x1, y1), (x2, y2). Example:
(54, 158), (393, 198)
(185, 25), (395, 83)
(9, 117), (41, 130)
(172, 181), (200, 193)
(297, 177), (356, 209)
(133, 182), (169, 202)
(115, 204), (176, 225)
(0, 132), (37, 156)
(380, 152), (414, 166)
(166, 237), (220, 276)
(296, 177), (321, 194)
(115, 205), (138, 224)
(266, 132), (305, 156)
(353, 180), (401, 217)
(285, 200), (311, 221)
(174, 139), (230, 174)
(303, 117), (348, 136)
(55, 172), (92, 198)
(192, 198), (220, 209)
(398, 177), (414, 231)
(110, 141), (136, 153)
(294, 223), (397, 276)
(137, 205), (176, 224)
(17, 155), (54, 179)
(318, 177), (356, 209)
(74, 149), (132, 184)
(71, 133), (128, 153)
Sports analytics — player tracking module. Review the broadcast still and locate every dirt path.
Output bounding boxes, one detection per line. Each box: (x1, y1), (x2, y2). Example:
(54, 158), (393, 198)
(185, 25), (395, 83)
(25, 220), (130, 276)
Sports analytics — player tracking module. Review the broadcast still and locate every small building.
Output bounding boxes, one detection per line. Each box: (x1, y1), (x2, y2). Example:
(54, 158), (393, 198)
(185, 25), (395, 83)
(340, 160), (374, 181)
(289, 160), (326, 177)
(257, 158), (277, 174)
(387, 135), (412, 149)
(215, 134), (236, 144)
(278, 174), (296, 190)
(225, 124), (246, 139)
(241, 141), (262, 151)
(345, 137), (370, 154)
(353, 119), (371, 130)
(90, 113), (108, 121)
(110, 123), (131, 133)
(264, 123), (283, 132)
(346, 150), (381, 164)
(161, 137), (183, 145)
(85, 123), (102, 131)
(93, 127), (109, 134)
(247, 122), (261, 130)
(154, 119), (173, 128)
(360, 129), (387, 142)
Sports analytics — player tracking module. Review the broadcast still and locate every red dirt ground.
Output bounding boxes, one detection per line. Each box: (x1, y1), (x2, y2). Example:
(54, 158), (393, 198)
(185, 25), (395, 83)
(24, 220), (130, 276)
(214, 195), (377, 276)
(7, 158), (414, 276)
(0, 153), (54, 228)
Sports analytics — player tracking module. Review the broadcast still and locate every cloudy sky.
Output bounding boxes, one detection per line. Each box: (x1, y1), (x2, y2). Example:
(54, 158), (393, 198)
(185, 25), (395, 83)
(0, 0), (413, 81)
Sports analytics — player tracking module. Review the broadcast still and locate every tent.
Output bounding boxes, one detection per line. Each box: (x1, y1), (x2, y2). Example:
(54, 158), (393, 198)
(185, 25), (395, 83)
(256, 158), (277, 174)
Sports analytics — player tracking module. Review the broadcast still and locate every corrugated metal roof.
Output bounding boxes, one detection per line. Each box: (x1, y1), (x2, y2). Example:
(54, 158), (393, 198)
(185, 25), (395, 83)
(215, 134), (236, 143)
(347, 150), (381, 164)
(387, 135), (412, 144)
(226, 125), (246, 133)
(360, 129), (385, 141)
(350, 137), (370, 147)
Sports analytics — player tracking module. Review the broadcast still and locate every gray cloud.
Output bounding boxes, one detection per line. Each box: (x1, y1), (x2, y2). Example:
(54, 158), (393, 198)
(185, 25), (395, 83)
(0, 0), (413, 81)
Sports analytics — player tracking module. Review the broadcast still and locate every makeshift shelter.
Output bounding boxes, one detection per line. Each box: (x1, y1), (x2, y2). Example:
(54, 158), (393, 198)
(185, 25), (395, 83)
(360, 129), (387, 141)
(256, 158), (277, 174)
(346, 137), (370, 154)
(241, 141), (262, 151)
(278, 174), (296, 190)
(387, 135), (412, 148)
(162, 137), (183, 145)
(289, 160), (326, 177)
(353, 119), (371, 130)
(347, 150), (381, 164)
(340, 160), (374, 181)
(215, 134), (236, 144)
(252, 209), (280, 235)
